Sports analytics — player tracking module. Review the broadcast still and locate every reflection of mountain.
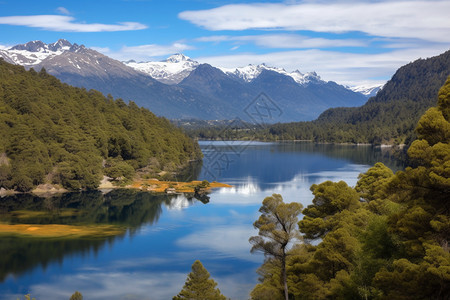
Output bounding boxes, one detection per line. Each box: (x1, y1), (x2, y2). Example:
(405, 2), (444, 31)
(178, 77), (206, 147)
(0, 189), (203, 282)
(0, 190), (168, 227)
(273, 142), (405, 171)
(0, 235), (112, 282)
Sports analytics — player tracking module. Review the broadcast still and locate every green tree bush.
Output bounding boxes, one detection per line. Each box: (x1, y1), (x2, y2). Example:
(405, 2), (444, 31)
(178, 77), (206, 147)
(173, 260), (227, 300)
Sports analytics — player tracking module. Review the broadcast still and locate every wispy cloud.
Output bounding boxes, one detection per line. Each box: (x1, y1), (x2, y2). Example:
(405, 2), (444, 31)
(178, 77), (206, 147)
(195, 46), (450, 86)
(197, 33), (367, 49)
(0, 15), (147, 32)
(179, 1), (450, 43)
(56, 7), (71, 15)
(99, 42), (194, 61)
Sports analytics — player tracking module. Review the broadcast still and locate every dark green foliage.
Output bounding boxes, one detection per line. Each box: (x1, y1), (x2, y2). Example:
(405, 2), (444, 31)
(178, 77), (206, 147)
(250, 194), (303, 300)
(252, 79), (450, 299)
(69, 291), (83, 300)
(0, 59), (201, 191)
(173, 260), (227, 300)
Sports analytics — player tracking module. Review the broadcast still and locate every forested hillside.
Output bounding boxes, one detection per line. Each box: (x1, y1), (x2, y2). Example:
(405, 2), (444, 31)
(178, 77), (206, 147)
(266, 50), (450, 144)
(0, 59), (202, 192)
(250, 78), (450, 299)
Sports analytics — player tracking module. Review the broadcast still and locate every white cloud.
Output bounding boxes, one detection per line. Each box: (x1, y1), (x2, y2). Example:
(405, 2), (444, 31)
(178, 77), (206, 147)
(197, 33), (367, 49)
(179, 1), (450, 43)
(0, 15), (147, 32)
(56, 7), (71, 15)
(195, 46), (450, 86)
(101, 42), (194, 61)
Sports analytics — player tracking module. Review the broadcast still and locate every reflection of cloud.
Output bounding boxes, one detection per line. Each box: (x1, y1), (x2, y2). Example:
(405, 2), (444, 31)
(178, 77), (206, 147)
(215, 271), (257, 300)
(166, 194), (192, 210)
(25, 271), (187, 300)
(20, 267), (258, 300)
(208, 164), (370, 207)
(176, 224), (261, 263)
(9, 252), (258, 300)
(218, 179), (260, 195)
(306, 164), (369, 187)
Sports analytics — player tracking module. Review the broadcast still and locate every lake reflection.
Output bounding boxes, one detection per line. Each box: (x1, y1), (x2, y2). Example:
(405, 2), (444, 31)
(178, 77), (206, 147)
(0, 141), (403, 300)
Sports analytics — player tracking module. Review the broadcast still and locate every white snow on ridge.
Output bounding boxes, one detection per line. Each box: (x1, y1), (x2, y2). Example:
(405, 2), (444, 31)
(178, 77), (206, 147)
(219, 64), (322, 85)
(1, 39), (76, 66)
(5, 48), (62, 66)
(124, 53), (199, 84)
(125, 54), (323, 86)
(348, 84), (384, 97)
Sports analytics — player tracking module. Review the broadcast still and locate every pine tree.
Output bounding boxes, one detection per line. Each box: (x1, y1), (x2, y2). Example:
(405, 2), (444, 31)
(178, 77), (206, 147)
(69, 291), (83, 300)
(249, 194), (303, 300)
(173, 260), (227, 300)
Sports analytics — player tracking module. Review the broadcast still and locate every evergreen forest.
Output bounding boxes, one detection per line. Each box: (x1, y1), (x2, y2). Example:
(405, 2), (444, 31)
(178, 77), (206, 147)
(0, 59), (202, 192)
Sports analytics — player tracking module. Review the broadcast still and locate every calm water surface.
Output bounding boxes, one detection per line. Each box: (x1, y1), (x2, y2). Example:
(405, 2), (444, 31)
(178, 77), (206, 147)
(0, 141), (403, 300)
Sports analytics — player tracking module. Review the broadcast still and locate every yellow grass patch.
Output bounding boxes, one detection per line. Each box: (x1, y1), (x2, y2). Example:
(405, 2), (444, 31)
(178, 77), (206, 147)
(10, 209), (81, 219)
(128, 180), (232, 193)
(0, 223), (125, 239)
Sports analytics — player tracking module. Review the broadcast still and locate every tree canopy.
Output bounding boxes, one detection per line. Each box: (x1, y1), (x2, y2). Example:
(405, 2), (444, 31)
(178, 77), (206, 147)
(249, 194), (303, 300)
(173, 260), (227, 300)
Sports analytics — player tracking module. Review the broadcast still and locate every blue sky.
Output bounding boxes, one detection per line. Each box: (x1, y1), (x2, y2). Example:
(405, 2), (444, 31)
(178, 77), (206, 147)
(0, 0), (449, 86)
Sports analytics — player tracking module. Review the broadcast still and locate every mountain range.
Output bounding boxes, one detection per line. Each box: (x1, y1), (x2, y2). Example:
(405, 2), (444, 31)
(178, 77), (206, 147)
(0, 39), (373, 122)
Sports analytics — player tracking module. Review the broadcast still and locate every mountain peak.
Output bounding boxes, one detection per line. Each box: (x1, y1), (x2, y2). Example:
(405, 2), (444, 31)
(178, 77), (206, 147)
(9, 39), (76, 53)
(165, 53), (192, 63)
(48, 39), (73, 51)
(11, 40), (47, 52)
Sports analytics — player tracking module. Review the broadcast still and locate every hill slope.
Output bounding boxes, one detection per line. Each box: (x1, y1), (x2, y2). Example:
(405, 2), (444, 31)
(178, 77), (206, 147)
(0, 59), (201, 192)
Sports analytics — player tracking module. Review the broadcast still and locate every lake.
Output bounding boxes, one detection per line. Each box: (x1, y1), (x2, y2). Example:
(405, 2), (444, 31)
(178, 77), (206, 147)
(0, 141), (403, 300)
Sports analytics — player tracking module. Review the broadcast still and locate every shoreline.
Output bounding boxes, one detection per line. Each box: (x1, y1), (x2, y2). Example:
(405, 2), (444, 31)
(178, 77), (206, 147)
(196, 138), (406, 147)
(0, 179), (232, 197)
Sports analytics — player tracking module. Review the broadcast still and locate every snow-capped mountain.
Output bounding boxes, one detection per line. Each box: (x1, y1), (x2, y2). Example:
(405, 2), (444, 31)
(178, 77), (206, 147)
(0, 39), (79, 66)
(0, 39), (380, 98)
(219, 64), (322, 85)
(349, 84), (383, 98)
(125, 55), (326, 87)
(124, 54), (199, 84)
(0, 39), (369, 122)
